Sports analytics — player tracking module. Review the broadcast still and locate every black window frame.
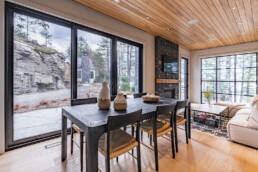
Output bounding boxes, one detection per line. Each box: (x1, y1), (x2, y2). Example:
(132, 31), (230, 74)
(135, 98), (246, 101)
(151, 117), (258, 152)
(200, 52), (258, 104)
(5, 2), (143, 150)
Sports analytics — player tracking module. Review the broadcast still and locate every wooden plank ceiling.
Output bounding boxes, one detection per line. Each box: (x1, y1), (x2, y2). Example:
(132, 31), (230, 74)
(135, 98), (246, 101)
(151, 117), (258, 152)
(75, 0), (258, 51)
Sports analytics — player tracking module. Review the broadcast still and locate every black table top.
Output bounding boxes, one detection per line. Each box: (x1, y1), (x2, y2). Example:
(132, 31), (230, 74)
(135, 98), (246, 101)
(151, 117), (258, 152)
(62, 97), (177, 128)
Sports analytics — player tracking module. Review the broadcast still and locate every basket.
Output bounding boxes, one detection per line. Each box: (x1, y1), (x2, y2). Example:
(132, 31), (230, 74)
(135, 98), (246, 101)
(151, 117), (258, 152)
(114, 103), (127, 111)
(98, 99), (111, 110)
(142, 95), (160, 102)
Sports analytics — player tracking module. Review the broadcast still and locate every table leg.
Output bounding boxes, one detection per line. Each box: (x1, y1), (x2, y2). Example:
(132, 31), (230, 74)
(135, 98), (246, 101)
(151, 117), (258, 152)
(86, 126), (105, 172)
(61, 112), (67, 161)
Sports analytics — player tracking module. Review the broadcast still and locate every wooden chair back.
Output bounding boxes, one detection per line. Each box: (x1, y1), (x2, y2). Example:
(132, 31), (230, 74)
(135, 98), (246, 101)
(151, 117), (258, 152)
(174, 100), (189, 119)
(107, 109), (142, 131)
(155, 104), (176, 126)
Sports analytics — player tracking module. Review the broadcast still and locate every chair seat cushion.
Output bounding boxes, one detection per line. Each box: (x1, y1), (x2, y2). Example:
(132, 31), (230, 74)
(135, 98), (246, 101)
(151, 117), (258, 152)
(98, 129), (138, 159)
(140, 119), (172, 137)
(176, 115), (186, 125)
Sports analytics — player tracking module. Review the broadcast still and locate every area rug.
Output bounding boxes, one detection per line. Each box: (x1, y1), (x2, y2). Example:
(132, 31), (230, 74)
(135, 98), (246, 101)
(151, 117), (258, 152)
(190, 120), (228, 139)
(179, 118), (229, 139)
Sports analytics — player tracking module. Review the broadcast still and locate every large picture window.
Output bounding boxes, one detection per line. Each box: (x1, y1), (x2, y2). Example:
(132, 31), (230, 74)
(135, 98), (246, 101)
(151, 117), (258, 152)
(5, 2), (143, 150)
(201, 53), (257, 104)
(77, 29), (111, 99)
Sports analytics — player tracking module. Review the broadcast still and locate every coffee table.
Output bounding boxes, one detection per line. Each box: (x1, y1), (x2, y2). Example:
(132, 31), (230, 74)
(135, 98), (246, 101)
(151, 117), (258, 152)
(191, 104), (229, 129)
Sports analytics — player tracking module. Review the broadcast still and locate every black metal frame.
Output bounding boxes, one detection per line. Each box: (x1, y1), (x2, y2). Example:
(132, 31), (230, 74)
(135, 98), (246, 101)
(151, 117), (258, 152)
(200, 52), (258, 103)
(180, 57), (189, 99)
(5, 2), (143, 150)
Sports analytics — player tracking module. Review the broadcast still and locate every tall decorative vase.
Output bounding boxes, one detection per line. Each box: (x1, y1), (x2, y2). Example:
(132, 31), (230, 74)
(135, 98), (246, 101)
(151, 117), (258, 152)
(98, 82), (111, 110)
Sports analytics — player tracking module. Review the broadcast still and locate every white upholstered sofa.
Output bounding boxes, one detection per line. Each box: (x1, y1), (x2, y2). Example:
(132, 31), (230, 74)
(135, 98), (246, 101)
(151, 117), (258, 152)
(227, 108), (258, 148)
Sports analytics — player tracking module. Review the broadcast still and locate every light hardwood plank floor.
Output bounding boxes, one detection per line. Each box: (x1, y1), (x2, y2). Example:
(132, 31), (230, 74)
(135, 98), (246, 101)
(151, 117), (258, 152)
(0, 129), (257, 172)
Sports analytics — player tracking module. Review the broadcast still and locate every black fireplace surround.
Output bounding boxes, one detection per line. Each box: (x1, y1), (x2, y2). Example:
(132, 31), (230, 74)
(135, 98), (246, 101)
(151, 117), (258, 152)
(155, 36), (179, 99)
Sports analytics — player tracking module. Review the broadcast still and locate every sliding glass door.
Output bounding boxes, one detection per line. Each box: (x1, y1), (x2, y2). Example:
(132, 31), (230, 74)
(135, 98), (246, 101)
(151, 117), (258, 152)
(12, 12), (71, 141)
(5, 2), (143, 150)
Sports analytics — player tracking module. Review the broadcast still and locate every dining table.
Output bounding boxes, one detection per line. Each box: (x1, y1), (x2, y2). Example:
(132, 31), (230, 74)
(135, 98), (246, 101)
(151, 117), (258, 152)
(61, 97), (180, 172)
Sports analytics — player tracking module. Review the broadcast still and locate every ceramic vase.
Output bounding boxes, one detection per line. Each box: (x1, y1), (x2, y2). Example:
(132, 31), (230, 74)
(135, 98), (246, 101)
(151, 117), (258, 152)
(98, 82), (110, 110)
(114, 92), (127, 111)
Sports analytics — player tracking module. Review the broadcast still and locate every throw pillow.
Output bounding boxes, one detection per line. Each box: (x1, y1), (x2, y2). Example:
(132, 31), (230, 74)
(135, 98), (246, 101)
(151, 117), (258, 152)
(247, 95), (258, 129)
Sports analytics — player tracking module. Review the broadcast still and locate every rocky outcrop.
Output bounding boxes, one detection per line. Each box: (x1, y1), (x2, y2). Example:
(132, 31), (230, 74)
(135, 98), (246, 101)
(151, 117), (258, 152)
(14, 39), (71, 95)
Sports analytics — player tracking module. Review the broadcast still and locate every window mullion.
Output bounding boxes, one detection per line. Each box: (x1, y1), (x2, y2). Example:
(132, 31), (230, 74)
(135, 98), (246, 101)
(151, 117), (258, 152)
(71, 24), (77, 100)
(111, 37), (117, 96)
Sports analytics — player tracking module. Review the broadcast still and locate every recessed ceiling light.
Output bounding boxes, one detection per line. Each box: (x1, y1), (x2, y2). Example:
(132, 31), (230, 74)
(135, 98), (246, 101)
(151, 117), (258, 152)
(188, 19), (199, 25)
(209, 37), (216, 41)
(114, 0), (120, 3)
(146, 16), (150, 20)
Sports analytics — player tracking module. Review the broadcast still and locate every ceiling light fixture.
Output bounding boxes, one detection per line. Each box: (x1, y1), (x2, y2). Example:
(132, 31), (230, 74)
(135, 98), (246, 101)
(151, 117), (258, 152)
(231, 7), (236, 10)
(146, 16), (150, 20)
(209, 37), (216, 41)
(188, 19), (199, 25)
(113, 0), (120, 3)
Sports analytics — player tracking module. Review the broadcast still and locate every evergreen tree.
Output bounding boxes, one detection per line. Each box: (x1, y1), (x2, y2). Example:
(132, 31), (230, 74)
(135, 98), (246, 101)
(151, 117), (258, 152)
(38, 21), (52, 47)
(14, 13), (26, 39)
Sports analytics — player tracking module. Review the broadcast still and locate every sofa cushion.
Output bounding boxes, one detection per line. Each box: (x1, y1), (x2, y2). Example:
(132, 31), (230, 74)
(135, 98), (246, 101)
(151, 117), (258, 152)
(227, 109), (258, 148)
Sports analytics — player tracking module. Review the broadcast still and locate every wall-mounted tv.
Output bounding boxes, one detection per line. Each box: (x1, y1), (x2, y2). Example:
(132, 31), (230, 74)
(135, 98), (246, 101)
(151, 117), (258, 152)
(162, 55), (178, 74)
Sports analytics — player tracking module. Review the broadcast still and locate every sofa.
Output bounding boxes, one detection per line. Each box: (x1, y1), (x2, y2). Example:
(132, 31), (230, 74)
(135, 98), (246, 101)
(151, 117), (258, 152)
(227, 108), (258, 148)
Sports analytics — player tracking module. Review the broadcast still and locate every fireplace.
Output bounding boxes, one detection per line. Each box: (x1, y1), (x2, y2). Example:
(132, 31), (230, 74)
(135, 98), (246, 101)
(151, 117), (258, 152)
(155, 36), (179, 99)
(156, 84), (179, 99)
(164, 88), (176, 98)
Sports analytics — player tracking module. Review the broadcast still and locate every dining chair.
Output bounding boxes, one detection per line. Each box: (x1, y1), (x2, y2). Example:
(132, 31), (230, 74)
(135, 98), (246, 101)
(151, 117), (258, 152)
(70, 97), (97, 172)
(139, 105), (175, 171)
(173, 100), (189, 153)
(133, 92), (147, 98)
(157, 100), (190, 153)
(98, 109), (142, 172)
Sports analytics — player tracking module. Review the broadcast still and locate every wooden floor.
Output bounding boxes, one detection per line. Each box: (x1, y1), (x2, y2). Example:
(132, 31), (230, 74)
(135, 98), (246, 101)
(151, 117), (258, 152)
(0, 129), (258, 172)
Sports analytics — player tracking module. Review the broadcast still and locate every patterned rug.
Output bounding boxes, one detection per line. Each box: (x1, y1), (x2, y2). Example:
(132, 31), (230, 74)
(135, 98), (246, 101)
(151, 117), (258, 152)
(190, 120), (228, 139)
(179, 117), (229, 139)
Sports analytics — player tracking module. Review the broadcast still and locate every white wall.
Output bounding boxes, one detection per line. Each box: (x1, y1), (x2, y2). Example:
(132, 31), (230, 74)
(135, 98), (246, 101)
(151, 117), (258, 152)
(0, 0), (156, 153)
(190, 41), (258, 103)
(0, 0), (5, 154)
